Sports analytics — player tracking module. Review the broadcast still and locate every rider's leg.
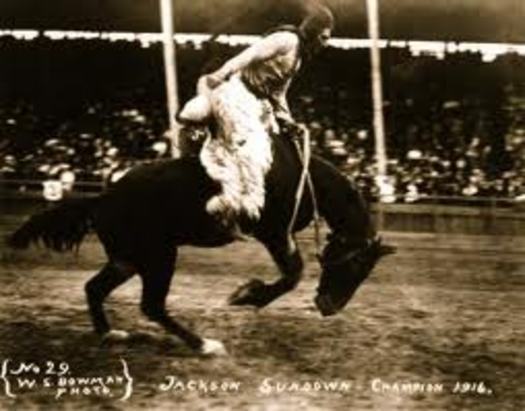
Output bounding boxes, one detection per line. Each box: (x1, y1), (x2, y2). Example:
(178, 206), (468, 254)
(202, 77), (272, 224)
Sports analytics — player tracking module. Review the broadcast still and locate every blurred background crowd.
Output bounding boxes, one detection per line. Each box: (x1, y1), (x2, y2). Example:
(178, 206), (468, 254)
(1, 36), (524, 203)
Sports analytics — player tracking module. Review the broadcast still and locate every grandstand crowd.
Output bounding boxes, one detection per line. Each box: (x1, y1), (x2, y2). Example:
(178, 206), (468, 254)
(1, 36), (524, 203)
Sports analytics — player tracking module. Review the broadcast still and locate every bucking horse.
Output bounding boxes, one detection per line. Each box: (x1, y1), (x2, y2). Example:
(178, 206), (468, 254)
(7, 130), (394, 356)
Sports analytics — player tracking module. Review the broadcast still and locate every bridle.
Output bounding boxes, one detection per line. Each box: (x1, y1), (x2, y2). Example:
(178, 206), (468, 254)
(319, 235), (379, 268)
(316, 235), (379, 297)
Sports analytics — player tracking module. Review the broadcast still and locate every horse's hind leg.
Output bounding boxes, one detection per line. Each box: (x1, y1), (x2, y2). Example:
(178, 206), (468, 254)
(85, 261), (135, 339)
(139, 249), (226, 355)
(229, 237), (303, 308)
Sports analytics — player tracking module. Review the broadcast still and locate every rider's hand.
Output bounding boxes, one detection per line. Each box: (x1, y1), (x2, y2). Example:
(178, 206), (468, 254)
(277, 116), (307, 138)
(294, 122), (308, 136)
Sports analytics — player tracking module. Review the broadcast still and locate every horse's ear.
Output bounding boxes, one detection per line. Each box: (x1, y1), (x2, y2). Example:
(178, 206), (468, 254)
(372, 236), (396, 257)
(379, 244), (396, 256)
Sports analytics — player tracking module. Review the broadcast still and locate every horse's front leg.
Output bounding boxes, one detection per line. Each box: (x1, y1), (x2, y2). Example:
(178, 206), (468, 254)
(229, 237), (303, 308)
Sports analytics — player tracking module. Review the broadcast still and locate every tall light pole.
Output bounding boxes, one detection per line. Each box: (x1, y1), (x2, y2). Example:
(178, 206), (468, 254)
(160, 0), (180, 158)
(366, 0), (388, 182)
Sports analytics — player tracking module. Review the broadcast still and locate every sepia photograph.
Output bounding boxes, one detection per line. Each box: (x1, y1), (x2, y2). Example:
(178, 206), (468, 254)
(0, 0), (524, 409)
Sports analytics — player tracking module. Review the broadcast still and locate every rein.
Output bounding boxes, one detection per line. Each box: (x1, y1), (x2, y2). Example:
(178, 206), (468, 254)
(286, 127), (322, 257)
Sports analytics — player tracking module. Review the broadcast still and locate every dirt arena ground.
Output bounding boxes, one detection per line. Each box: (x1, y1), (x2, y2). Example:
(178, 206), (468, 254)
(0, 214), (524, 410)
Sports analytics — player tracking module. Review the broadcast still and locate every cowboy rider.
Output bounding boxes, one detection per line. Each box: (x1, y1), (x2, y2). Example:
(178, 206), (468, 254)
(177, 6), (334, 238)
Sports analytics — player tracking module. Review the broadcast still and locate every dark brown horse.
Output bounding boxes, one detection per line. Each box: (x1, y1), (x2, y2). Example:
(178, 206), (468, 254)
(8, 133), (394, 355)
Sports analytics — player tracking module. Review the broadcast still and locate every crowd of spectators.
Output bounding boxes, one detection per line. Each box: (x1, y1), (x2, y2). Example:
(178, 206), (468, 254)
(295, 84), (525, 203)
(1, 36), (524, 203)
(0, 97), (171, 195)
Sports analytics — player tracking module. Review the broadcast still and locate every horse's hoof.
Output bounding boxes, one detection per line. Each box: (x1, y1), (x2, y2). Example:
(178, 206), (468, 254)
(200, 338), (228, 356)
(228, 279), (265, 306)
(102, 329), (130, 343)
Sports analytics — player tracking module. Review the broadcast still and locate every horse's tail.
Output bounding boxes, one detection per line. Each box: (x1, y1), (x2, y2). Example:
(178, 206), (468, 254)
(6, 197), (98, 252)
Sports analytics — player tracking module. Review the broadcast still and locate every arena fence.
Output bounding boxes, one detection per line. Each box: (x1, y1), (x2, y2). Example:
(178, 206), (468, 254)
(374, 200), (524, 236)
(1, 178), (523, 237)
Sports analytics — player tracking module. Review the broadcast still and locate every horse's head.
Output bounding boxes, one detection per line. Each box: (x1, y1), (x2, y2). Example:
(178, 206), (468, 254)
(315, 235), (395, 316)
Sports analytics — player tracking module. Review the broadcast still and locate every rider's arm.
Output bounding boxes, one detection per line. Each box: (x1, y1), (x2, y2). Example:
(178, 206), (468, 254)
(208, 32), (298, 84)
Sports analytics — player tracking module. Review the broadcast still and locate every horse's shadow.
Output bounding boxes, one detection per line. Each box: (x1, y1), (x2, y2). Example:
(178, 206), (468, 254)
(0, 320), (197, 365)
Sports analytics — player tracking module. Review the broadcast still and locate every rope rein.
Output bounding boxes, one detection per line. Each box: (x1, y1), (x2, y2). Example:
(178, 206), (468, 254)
(286, 127), (322, 257)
